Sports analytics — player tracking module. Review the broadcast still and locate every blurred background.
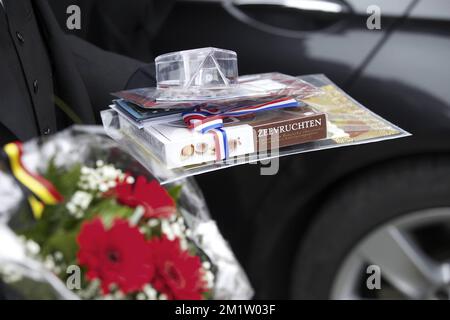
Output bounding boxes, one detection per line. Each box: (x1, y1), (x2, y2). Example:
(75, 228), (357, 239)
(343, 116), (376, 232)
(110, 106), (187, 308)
(47, 0), (450, 299)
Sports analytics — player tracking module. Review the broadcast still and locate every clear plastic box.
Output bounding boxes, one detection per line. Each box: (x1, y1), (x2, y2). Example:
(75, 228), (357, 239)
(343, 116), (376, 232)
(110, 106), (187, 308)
(156, 47), (238, 89)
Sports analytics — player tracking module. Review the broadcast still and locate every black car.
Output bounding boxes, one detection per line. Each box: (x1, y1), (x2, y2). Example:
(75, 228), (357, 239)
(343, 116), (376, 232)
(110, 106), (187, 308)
(51, 0), (450, 299)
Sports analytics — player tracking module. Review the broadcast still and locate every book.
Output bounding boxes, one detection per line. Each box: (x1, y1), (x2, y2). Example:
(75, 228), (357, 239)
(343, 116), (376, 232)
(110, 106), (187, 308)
(119, 106), (327, 169)
(112, 99), (186, 125)
(239, 106), (327, 150)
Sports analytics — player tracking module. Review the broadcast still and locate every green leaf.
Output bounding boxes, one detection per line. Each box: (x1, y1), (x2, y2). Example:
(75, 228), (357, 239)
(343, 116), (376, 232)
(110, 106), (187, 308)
(167, 184), (183, 202)
(85, 198), (135, 228)
(42, 228), (79, 264)
(44, 161), (82, 199)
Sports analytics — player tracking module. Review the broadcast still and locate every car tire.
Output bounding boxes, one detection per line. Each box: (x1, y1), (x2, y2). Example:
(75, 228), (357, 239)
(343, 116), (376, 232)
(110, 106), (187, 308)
(290, 156), (450, 299)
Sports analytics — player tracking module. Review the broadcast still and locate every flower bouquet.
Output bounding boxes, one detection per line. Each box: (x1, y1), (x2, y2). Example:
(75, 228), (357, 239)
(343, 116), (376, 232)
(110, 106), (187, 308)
(0, 126), (253, 300)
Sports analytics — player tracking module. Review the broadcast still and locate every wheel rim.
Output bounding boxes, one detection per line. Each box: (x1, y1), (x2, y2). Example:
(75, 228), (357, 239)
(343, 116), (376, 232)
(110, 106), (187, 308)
(331, 208), (450, 300)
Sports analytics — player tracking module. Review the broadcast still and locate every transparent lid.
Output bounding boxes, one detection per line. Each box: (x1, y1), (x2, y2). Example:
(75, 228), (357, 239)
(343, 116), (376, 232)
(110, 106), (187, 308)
(155, 47), (238, 90)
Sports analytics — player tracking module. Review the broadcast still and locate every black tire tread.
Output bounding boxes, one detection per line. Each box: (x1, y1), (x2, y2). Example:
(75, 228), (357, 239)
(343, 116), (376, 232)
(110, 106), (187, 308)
(291, 155), (450, 299)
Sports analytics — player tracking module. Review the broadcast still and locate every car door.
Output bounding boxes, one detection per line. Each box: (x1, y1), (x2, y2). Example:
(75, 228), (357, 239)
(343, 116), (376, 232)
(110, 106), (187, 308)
(347, 0), (450, 135)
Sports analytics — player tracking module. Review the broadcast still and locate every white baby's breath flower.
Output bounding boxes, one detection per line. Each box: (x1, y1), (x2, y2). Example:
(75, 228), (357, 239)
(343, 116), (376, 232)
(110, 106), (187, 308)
(177, 218), (185, 227)
(202, 261), (211, 270)
(180, 238), (188, 251)
(114, 291), (125, 300)
(171, 223), (182, 238)
(71, 191), (93, 210)
(77, 182), (88, 189)
(66, 191), (93, 219)
(203, 270), (215, 288)
(54, 251), (64, 261)
(126, 176), (135, 184)
(75, 211), (84, 219)
(66, 202), (77, 214)
(107, 180), (117, 189)
(144, 285), (157, 300)
(148, 219), (159, 227)
(102, 166), (117, 180)
(139, 227), (147, 234)
(78, 163), (124, 194)
(161, 220), (175, 241)
(137, 293), (147, 300)
(0, 265), (23, 283)
(99, 183), (109, 193)
(53, 266), (62, 275)
(44, 256), (55, 270)
(159, 294), (168, 301)
(88, 181), (97, 191)
(25, 240), (40, 256)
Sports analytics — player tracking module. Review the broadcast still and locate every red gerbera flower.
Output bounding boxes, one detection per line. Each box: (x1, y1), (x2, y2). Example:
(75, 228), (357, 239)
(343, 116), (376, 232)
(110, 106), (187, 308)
(113, 176), (176, 219)
(148, 235), (207, 300)
(77, 218), (154, 294)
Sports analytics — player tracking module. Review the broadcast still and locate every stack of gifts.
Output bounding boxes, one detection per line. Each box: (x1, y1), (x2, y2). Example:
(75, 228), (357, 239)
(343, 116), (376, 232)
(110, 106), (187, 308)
(102, 48), (408, 174)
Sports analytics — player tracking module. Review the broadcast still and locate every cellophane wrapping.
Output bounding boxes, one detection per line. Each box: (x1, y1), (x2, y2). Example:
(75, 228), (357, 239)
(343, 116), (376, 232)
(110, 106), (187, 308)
(0, 126), (253, 300)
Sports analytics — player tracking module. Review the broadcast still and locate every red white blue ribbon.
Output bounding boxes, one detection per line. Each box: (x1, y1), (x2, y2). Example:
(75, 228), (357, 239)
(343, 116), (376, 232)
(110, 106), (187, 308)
(182, 97), (300, 160)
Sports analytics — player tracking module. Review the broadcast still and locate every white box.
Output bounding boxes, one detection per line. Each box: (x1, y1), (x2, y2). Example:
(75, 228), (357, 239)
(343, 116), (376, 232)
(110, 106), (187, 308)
(142, 118), (255, 169)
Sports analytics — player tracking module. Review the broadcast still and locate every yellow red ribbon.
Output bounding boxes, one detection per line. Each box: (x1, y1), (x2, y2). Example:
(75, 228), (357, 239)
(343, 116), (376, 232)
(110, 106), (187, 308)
(3, 142), (63, 218)
(28, 195), (45, 220)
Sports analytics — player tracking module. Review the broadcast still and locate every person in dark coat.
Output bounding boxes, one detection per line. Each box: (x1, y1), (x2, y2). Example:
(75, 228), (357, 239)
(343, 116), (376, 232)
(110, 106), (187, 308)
(0, 0), (156, 145)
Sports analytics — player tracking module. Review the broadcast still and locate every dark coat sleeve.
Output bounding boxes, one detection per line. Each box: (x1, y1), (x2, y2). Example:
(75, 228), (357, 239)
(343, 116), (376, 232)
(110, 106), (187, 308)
(65, 35), (156, 119)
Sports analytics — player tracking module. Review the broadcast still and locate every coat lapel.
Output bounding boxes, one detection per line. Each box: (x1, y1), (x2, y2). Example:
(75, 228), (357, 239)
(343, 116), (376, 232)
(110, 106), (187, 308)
(32, 0), (96, 126)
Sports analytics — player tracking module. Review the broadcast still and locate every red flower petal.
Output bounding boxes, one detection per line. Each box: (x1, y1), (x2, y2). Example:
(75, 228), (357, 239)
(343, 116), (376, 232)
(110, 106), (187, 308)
(112, 176), (176, 219)
(148, 236), (208, 300)
(77, 218), (155, 295)
(146, 180), (175, 209)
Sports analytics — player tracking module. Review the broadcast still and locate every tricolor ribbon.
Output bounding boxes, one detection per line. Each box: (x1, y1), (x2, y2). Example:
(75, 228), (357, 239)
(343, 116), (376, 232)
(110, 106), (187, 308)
(182, 97), (300, 160)
(2, 142), (63, 219)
